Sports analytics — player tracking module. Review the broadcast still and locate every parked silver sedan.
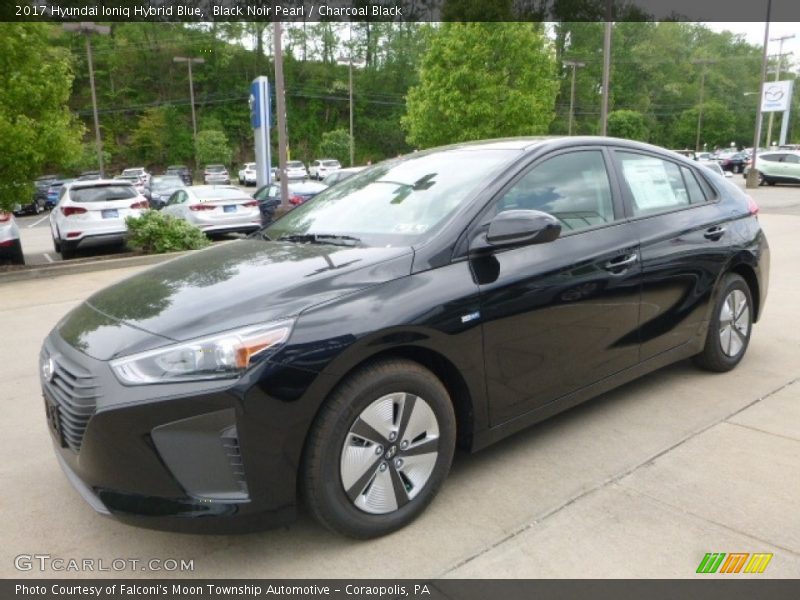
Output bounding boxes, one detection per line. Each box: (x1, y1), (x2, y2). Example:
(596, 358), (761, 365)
(161, 185), (261, 236)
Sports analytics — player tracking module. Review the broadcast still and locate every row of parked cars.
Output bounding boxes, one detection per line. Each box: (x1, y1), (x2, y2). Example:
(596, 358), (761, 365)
(17, 161), (368, 262)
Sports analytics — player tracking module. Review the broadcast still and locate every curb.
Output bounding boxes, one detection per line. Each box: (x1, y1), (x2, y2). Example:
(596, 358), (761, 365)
(0, 251), (191, 285)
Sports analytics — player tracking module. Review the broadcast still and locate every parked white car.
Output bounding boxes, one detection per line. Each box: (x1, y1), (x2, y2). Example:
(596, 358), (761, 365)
(49, 180), (149, 259)
(309, 159), (342, 180)
(322, 166), (366, 187)
(0, 211), (24, 265)
(160, 185), (261, 236)
(238, 162), (257, 186)
(120, 167), (151, 187)
(278, 160), (308, 180)
(204, 164), (230, 185)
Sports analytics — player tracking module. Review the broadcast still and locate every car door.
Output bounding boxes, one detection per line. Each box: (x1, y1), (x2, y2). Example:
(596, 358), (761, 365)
(162, 190), (188, 219)
(611, 149), (733, 360)
(473, 148), (643, 425)
(780, 153), (800, 181)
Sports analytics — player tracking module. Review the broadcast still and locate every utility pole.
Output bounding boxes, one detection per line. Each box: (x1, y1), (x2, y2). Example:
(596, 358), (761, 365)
(273, 22), (290, 210)
(765, 34), (795, 148)
(692, 59), (716, 153)
(600, 0), (613, 136)
(63, 22), (110, 177)
(173, 56), (205, 141)
(564, 60), (585, 136)
(746, 0), (772, 189)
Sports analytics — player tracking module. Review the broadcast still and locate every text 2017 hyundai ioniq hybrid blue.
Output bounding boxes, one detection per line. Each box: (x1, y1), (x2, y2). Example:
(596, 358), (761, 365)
(41, 137), (769, 538)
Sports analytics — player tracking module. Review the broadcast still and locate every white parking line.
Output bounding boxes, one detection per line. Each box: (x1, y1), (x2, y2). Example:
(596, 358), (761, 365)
(43, 253), (54, 263)
(28, 215), (49, 228)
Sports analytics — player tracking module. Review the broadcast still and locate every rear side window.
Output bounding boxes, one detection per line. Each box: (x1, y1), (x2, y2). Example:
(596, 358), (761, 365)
(71, 185), (137, 203)
(617, 152), (691, 215)
(680, 166), (707, 204)
(760, 154), (783, 162)
(493, 150), (615, 233)
(783, 154), (799, 164)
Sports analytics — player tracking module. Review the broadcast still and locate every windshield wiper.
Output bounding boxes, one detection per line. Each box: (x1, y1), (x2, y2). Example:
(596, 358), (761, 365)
(277, 233), (362, 247)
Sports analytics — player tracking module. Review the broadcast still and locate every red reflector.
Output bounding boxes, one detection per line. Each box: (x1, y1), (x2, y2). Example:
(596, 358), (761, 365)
(0, 240), (13, 247)
(66, 232), (82, 238)
(289, 195), (304, 206)
(130, 200), (149, 209)
(747, 196), (759, 216)
(243, 200), (258, 207)
(189, 204), (215, 211)
(61, 206), (87, 216)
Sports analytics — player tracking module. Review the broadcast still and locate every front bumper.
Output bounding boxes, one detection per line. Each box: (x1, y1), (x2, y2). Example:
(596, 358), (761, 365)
(40, 330), (328, 533)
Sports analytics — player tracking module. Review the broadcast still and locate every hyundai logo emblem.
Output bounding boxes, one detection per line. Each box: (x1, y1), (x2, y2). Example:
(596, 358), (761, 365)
(42, 357), (55, 382)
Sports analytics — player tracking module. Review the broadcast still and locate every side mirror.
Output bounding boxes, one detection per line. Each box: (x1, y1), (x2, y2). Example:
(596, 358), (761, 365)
(485, 210), (561, 248)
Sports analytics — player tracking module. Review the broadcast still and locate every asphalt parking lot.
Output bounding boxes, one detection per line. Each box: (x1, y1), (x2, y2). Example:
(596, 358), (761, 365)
(1, 182), (799, 579)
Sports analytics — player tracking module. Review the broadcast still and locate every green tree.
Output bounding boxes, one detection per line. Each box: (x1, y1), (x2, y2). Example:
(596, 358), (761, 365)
(608, 110), (649, 141)
(0, 24), (83, 210)
(673, 102), (736, 150)
(317, 129), (352, 165)
(402, 23), (558, 148)
(195, 129), (232, 167)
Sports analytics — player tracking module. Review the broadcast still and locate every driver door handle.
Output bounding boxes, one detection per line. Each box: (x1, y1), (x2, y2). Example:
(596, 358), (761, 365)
(604, 253), (638, 273)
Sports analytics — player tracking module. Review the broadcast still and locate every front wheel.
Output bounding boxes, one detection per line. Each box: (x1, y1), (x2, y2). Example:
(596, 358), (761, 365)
(694, 273), (753, 372)
(302, 359), (456, 538)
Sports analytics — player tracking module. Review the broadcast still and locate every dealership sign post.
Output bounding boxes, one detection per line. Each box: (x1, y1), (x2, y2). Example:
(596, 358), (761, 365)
(760, 80), (794, 146)
(250, 76), (272, 188)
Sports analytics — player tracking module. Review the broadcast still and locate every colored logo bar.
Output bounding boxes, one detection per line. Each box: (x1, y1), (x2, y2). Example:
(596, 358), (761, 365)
(697, 553), (773, 574)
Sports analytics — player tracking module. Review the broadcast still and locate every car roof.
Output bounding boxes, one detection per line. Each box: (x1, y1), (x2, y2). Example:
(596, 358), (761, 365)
(71, 179), (136, 189)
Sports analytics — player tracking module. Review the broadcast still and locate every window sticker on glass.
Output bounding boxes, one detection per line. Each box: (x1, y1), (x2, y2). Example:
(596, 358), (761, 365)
(621, 157), (677, 210)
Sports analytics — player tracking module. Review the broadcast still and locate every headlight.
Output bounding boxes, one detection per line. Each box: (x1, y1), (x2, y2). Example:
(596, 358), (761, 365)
(110, 320), (293, 385)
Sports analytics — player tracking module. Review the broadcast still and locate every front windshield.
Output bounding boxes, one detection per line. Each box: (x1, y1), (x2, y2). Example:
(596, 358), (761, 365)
(265, 148), (518, 247)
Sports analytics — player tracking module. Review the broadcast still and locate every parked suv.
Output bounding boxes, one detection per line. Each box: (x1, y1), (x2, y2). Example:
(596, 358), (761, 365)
(204, 164), (230, 185)
(745, 151), (800, 185)
(166, 165), (192, 186)
(309, 159), (342, 180)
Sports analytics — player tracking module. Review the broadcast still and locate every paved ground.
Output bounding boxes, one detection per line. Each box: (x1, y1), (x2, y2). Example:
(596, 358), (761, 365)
(1, 187), (799, 579)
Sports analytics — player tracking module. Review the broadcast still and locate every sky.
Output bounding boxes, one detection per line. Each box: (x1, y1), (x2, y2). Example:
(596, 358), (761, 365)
(706, 22), (800, 74)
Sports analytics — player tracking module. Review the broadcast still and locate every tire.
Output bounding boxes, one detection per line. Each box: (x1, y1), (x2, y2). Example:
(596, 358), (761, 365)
(302, 358), (456, 539)
(52, 235), (61, 254)
(757, 171), (765, 186)
(10, 241), (25, 265)
(693, 273), (753, 372)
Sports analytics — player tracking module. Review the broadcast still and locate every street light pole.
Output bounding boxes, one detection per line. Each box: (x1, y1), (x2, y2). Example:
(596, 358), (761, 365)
(63, 22), (110, 177)
(273, 22), (290, 210)
(173, 56), (205, 142)
(600, 0), (613, 136)
(746, 0), (772, 189)
(564, 60), (585, 136)
(765, 34), (795, 148)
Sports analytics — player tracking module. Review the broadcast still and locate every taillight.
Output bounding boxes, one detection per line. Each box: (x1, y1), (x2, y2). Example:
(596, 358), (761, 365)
(61, 206), (87, 216)
(130, 200), (149, 209)
(0, 212), (11, 223)
(746, 196), (759, 216)
(243, 200), (258, 207)
(189, 204), (215, 211)
(289, 195), (304, 206)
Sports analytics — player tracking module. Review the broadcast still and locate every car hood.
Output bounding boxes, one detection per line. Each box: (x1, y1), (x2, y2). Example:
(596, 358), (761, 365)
(59, 239), (413, 360)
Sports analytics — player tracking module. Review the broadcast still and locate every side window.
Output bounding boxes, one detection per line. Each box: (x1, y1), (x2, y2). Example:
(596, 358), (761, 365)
(617, 152), (691, 215)
(782, 154), (799, 164)
(493, 150), (615, 233)
(58, 186), (68, 201)
(680, 166), (707, 204)
(761, 154), (782, 162)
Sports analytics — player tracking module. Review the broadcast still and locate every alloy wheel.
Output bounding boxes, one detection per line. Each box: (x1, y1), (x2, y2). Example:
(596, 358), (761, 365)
(340, 392), (439, 514)
(719, 289), (750, 357)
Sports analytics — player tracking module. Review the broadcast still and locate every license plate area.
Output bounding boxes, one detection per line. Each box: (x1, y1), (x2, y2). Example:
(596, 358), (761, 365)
(101, 209), (118, 219)
(43, 393), (67, 448)
(223, 205), (236, 213)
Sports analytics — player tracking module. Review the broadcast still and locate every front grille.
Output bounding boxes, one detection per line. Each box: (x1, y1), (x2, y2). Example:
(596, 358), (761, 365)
(43, 351), (99, 453)
(220, 426), (248, 497)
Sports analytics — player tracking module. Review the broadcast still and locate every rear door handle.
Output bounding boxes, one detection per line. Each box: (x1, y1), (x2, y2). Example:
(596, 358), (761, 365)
(704, 226), (726, 240)
(604, 253), (638, 273)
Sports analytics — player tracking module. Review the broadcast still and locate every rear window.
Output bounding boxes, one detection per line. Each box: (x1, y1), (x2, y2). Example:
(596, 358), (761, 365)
(71, 185), (137, 203)
(206, 165), (226, 172)
(193, 188), (247, 201)
(287, 161), (304, 168)
(322, 160), (340, 167)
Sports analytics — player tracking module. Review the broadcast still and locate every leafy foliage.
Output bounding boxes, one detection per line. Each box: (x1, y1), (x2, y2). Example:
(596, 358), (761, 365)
(317, 129), (352, 165)
(402, 23), (558, 148)
(195, 129), (232, 167)
(125, 210), (210, 254)
(0, 24), (84, 211)
(608, 110), (649, 141)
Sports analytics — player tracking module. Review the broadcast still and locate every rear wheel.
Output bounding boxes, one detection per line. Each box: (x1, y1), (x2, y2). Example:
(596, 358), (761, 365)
(303, 359), (456, 538)
(59, 240), (77, 260)
(693, 273), (753, 372)
(10, 240), (24, 265)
